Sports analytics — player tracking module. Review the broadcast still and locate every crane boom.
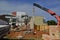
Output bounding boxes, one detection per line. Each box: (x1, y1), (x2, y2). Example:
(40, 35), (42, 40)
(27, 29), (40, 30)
(33, 3), (56, 15)
(33, 3), (60, 26)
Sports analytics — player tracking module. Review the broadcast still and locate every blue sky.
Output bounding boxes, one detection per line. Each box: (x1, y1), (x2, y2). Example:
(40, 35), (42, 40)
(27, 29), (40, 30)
(0, 0), (60, 21)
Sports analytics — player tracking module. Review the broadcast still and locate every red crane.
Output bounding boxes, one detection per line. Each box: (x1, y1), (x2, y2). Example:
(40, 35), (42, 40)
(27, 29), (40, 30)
(33, 3), (60, 26)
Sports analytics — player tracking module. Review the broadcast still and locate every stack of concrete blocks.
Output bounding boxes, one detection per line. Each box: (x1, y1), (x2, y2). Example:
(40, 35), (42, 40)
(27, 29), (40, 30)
(42, 34), (52, 40)
(49, 25), (60, 39)
(42, 25), (60, 40)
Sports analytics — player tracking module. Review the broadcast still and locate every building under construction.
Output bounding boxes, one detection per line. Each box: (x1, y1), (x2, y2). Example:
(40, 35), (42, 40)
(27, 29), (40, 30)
(0, 3), (60, 40)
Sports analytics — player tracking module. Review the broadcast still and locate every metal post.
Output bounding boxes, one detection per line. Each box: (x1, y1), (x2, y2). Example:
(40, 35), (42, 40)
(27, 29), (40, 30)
(32, 6), (35, 29)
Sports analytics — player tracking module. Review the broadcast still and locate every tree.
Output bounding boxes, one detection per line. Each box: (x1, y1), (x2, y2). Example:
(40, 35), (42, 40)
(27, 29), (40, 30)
(47, 20), (57, 25)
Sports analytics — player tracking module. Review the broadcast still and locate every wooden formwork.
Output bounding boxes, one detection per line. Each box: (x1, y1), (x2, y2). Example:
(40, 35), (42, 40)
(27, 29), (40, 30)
(34, 24), (49, 31)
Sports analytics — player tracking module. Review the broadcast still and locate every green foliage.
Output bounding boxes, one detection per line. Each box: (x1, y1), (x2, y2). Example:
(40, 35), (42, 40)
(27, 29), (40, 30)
(47, 20), (57, 25)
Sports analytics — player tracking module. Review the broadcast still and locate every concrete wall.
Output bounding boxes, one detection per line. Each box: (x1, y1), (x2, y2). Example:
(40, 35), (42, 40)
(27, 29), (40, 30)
(34, 16), (44, 25)
(16, 12), (26, 22)
(29, 17), (34, 29)
(29, 16), (48, 31)
(16, 12), (26, 26)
